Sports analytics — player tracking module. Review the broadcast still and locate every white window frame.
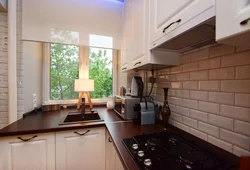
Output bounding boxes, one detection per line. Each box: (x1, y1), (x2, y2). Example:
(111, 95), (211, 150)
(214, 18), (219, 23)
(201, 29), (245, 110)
(42, 43), (118, 105)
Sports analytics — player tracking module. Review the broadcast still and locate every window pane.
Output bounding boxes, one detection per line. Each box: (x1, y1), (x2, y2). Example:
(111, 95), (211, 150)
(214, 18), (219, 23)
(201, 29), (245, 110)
(89, 48), (112, 99)
(50, 43), (79, 100)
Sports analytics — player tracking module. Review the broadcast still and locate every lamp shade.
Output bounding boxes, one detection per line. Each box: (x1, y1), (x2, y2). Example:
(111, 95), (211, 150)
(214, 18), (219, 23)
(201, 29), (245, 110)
(74, 79), (94, 92)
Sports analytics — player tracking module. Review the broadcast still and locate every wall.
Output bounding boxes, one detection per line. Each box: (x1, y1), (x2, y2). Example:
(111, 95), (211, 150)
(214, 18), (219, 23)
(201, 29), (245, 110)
(23, 41), (42, 113)
(0, 0), (24, 129)
(150, 44), (250, 157)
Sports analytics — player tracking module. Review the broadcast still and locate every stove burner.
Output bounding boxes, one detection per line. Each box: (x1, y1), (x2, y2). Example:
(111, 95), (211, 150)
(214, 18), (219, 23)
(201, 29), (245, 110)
(169, 136), (178, 146)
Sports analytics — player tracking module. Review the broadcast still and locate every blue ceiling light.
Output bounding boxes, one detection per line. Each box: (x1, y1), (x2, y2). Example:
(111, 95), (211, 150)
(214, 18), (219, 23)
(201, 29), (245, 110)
(114, 0), (124, 2)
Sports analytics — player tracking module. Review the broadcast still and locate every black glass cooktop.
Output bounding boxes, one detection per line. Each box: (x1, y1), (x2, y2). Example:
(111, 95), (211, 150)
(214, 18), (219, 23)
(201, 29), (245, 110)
(123, 131), (239, 170)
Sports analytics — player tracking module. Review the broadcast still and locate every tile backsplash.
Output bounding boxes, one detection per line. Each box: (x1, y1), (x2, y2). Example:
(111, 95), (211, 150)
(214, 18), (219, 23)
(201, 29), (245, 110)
(149, 44), (250, 157)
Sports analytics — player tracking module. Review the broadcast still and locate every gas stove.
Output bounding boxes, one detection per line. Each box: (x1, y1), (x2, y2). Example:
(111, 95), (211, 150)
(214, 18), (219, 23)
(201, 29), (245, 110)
(123, 131), (239, 170)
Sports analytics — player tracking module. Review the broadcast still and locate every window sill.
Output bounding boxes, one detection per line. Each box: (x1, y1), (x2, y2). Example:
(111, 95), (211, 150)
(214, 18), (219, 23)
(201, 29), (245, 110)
(43, 98), (108, 105)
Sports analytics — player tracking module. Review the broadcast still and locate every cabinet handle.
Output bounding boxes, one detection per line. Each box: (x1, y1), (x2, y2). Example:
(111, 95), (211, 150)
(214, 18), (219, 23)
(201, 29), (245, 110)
(108, 136), (112, 143)
(74, 130), (90, 136)
(17, 135), (37, 142)
(153, 43), (156, 46)
(163, 19), (181, 33)
(122, 67), (127, 71)
(134, 62), (141, 66)
(240, 17), (250, 25)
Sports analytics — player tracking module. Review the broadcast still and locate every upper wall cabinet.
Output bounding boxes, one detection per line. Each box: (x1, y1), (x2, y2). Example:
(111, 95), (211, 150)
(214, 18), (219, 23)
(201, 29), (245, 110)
(121, 0), (180, 72)
(216, 0), (250, 46)
(0, 0), (7, 12)
(150, 0), (215, 49)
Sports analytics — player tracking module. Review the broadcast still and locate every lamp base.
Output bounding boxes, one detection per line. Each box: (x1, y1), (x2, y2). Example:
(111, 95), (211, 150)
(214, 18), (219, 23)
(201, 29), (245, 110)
(77, 92), (93, 110)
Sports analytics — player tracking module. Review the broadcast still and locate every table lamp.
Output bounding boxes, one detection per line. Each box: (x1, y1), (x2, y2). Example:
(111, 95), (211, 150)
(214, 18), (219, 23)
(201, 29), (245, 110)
(74, 79), (94, 110)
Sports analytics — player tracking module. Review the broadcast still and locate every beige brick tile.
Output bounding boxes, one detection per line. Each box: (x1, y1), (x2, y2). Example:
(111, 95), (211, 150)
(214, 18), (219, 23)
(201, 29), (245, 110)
(180, 54), (191, 64)
(236, 45), (250, 52)
(198, 122), (219, 137)
(169, 97), (182, 106)
(190, 128), (208, 141)
(221, 50), (250, 67)
(198, 57), (220, 70)
(235, 94), (250, 108)
(190, 90), (208, 101)
(176, 72), (190, 81)
(208, 136), (233, 153)
(234, 120), (250, 136)
(190, 109), (208, 122)
(208, 92), (235, 105)
(220, 105), (250, 122)
(183, 116), (198, 128)
(190, 70), (208, 80)
(221, 80), (250, 93)
(157, 68), (170, 75)
(169, 104), (176, 112)
(208, 114), (234, 130)
(176, 90), (190, 98)
(171, 65), (182, 74)
(199, 81), (220, 91)
(183, 62), (198, 72)
(198, 101), (220, 114)
(171, 82), (182, 89)
(182, 99), (198, 109)
(220, 129), (250, 150)
(166, 74), (177, 81)
(233, 146), (250, 157)
(170, 112), (182, 122)
(190, 48), (209, 61)
(168, 89), (176, 96)
(176, 122), (190, 132)
(176, 106), (189, 116)
(183, 81), (198, 90)
(236, 65), (250, 79)
(209, 44), (235, 58)
(209, 67), (235, 80)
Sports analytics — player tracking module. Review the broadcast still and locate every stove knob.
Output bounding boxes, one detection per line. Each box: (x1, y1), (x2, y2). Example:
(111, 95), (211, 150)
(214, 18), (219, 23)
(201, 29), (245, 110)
(137, 150), (145, 157)
(132, 144), (139, 150)
(144, 159), (152, 167)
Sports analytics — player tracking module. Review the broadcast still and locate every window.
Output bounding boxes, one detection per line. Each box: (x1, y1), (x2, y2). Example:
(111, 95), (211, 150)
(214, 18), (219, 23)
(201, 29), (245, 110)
(89, 47), (113, 99)
(47, 43), (116, 103)
(50, 43), (79, 100)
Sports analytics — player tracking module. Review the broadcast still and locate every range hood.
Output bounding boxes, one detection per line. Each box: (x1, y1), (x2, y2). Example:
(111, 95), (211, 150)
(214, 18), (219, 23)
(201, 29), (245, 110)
(155, 17), (216, 53)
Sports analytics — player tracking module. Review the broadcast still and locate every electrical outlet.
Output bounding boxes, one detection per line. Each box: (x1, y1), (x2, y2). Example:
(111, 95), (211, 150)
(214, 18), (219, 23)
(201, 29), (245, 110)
(32, 94), (37, 109)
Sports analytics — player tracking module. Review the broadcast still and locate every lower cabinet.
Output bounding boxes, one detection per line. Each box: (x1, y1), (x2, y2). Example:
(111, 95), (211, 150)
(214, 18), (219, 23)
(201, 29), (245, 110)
(56, 127), (106, 170)
(0, 127), (124, 170)
(0, 132), (55, 170)
(106, 132), (125, 170)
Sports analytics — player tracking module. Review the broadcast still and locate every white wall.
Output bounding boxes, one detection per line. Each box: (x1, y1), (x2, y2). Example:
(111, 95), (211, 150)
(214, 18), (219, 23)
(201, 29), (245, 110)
(22, 0), (123, 49)
(23, 41), (43, 113)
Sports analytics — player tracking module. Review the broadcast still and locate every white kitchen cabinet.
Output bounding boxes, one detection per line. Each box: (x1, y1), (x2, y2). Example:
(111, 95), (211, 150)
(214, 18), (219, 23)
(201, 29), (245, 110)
(105, 132), (124, 170)
(0, 132), (55, 170)
(121, 0), (180, 72)
(216, 0), (250, 46)
(56, 127), (106, 170)
(150, 0), (215, 48)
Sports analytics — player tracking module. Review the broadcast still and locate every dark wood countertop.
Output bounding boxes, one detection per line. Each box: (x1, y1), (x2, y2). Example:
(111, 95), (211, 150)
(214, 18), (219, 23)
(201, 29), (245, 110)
(0, 107), (239, 170)
(0, 107), (125, 137)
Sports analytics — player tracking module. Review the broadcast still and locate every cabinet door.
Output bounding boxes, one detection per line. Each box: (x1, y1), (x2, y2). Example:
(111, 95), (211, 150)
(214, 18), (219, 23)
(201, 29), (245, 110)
(131, 0), (146, 68)
(105, 134), (116, 170)
(150, 0), (214, 45)
(216, 0), (250, 46)
(121, 0), (133, 72)
(56, 127), (105, 170)
(0, 133), (55, 170)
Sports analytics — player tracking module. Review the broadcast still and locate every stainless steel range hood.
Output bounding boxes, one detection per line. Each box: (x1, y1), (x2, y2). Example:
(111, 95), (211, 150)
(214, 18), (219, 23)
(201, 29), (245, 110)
(156, 17), (216, 53)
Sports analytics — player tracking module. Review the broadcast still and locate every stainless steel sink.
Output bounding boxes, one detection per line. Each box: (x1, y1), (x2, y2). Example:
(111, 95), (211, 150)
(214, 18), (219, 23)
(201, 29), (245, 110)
(59, 111), (103, 125)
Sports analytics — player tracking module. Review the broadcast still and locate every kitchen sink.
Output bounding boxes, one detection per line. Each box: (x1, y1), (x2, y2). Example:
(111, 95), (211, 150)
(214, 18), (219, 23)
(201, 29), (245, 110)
(60, 111), (103, 125)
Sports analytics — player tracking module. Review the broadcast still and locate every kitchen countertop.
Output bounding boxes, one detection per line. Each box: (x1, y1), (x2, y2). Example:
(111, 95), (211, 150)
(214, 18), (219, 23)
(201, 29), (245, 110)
(0, 107), (240, 170)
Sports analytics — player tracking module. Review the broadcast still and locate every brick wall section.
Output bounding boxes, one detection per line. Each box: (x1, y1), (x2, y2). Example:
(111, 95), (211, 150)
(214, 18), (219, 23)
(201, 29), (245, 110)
(0, 12), (8, 129)
(0, 0), (24, 128)
(150, 44), (250, 157)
